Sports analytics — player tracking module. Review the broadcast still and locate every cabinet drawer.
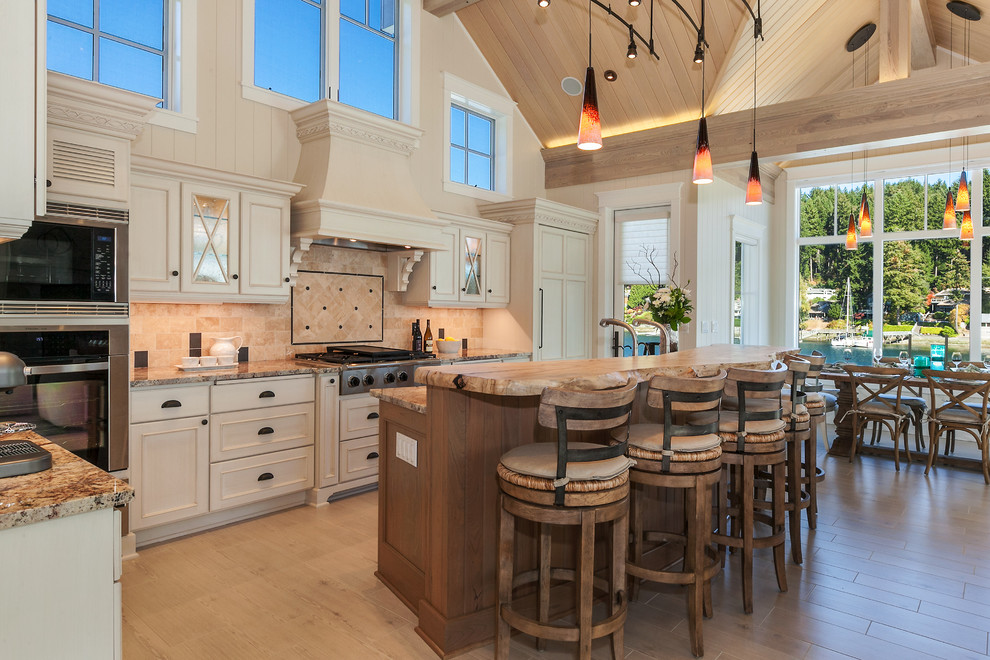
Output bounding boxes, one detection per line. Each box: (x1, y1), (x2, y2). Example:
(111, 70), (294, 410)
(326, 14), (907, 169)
(339, 396), (380, 440)
(211, 375), (314, 413)
(210, 402), (314, 461)
(340, 436), (380, 483)
(131, 385), (210, 423)
(210, 446), (314, 511)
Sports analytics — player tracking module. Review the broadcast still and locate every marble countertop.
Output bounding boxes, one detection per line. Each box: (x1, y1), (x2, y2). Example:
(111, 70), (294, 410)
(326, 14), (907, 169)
(416, 344), (793, 396)
(370, 386), (427, 413)
(131, 351), (531, 388)
(0, 432), (134, 530)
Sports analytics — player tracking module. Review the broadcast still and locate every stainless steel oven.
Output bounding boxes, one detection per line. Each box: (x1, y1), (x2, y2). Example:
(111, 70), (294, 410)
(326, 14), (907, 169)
(0, 324), (128, 472)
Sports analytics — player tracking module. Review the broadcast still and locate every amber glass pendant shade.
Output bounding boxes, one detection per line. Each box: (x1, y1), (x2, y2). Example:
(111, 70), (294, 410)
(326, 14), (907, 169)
(845, 212), (858, 250)
(943, 190), (957, 230)
(956, 170), (971, 212)
(960, 209), (974, 241)
(858, 190), (872, 238)
(577, 67), (602, 151)
(745, 151), (762, 205)
(692, 117), (713, 184)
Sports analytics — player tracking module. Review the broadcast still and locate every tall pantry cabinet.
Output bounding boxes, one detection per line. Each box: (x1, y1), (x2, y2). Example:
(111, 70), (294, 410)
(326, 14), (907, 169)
(479, 199), (597, 361)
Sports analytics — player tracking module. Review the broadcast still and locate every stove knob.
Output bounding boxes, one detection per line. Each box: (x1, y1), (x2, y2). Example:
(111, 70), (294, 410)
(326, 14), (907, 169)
(384, 372), (396, 384)
(363, 374), (376, 386)
(347, 376), (361, 388)
(396, 371), (409, 382)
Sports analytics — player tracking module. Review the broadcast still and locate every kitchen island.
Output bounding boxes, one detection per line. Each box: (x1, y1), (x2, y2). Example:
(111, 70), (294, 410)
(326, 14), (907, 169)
(374, 345), (790, 657)
(0, 431), (133, 659)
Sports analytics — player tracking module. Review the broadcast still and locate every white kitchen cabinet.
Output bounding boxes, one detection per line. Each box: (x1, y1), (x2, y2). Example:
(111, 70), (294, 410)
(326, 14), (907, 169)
(479, 198), (597, 361)
(405, 213), (511, 308)
(128, 157), (301, 303)
(312, 373), (341, 503)
(129, 413), (211, 530)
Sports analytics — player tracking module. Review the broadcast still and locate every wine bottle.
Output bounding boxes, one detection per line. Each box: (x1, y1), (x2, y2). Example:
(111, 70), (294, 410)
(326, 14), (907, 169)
(413, 319), (423, 352)
(424, 319), (434, 353)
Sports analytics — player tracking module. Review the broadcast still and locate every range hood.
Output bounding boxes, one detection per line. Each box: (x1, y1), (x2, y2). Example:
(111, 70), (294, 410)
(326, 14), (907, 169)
(289, 100), (449, 251)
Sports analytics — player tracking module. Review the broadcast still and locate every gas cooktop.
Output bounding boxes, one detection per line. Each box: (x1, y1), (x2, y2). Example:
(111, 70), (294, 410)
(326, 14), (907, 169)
(295, 345), (437, 366)
(296, 346), (437, 394)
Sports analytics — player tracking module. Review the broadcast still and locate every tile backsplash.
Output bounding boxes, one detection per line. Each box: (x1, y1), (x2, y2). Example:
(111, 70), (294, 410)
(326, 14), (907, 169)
(130, 244), (486, 369)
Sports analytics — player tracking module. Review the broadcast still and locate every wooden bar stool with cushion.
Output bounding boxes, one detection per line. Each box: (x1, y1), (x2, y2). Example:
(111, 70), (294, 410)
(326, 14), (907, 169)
(495, 378), (638, 660)
(692, 363), (789, 615)
(618, 369), (726, 657)
(840, 365), (911, 470)
(921, 369), (990, 484)
(788, 351), (828, 527)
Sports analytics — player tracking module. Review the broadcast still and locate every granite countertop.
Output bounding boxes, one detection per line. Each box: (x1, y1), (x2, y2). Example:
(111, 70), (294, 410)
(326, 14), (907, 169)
(130, 351), (532, 388)
(0, 431), (134, 530)
(370, 386), (427, 413)
(416, 344), (793, 397)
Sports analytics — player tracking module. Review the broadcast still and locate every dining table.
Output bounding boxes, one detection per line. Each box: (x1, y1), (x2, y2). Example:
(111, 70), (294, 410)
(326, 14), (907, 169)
(818, 365), (987, 472)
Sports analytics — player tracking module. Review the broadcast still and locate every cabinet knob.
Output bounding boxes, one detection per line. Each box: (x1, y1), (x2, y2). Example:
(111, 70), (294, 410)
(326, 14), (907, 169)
(232, 274), (238, 280)
(171, 270), (179, 277)
(201, 419), (208, 425)
(432, 285), (437, 290)
(461, 288), (466, 292)
(488, 289), (492, 293)
(284, 277), (290, 283)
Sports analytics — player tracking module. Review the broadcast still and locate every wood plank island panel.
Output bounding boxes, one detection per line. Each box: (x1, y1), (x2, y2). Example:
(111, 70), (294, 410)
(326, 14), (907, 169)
(388, 345), (790, 657)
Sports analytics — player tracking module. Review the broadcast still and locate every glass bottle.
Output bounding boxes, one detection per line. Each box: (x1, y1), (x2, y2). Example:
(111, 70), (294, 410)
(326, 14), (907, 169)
(412, 319), (423, 352)
(424, 319), (434, 353)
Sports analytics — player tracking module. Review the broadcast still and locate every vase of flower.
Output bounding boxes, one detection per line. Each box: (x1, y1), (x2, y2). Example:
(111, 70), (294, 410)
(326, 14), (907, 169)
(661, 323), (679, 353)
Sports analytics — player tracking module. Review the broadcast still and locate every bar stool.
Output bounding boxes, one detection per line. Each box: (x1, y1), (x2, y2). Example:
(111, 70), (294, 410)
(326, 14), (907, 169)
(619, 370), (726, 657)
(495, 378), (638, 660)
(787, 351), (828, 529)
(693, 363), (788, 614)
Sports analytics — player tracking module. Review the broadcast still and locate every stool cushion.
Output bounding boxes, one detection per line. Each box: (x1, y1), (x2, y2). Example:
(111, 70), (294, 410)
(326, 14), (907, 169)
(722, 397), (807, 417)
(805, 392), (826, 409)
(687, 410), (786, 435)
(499, 442), (635, 483)
(934, 405), (982, 425)
(822, 392), (837, 411)
(620, 423), (723, 453)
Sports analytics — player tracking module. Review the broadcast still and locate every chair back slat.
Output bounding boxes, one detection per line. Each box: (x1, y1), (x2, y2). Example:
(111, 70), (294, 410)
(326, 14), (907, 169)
(645, 370), (726, 471)
(725, 363), (787, 452)
(841, 365), (909, 415)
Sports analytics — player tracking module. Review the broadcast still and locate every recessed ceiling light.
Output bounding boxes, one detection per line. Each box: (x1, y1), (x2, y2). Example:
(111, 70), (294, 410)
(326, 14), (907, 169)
(561, 76), (583, 96)
(349, 238), (357, 242)
(604, 70), (618, 82)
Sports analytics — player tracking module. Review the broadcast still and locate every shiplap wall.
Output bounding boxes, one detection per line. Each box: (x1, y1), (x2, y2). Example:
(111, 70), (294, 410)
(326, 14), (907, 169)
(130, 2), (546, 219)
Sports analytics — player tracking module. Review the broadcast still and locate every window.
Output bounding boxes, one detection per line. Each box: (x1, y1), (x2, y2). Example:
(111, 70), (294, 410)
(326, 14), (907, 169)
(796, 168), (983, 365)
(450, 104), (494, 191)
(613, 206), (671, 356)
(442, 73), (514, 201)
(47, 0), (168, 104)
(250, 0), (398, 119)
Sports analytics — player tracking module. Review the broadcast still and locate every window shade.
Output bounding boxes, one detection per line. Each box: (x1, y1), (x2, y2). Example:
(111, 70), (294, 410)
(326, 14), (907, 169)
(615, 206), (670, 285)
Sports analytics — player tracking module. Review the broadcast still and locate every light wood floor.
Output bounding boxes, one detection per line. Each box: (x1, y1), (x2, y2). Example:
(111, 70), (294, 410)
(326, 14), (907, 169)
(122, 433), (990, 659)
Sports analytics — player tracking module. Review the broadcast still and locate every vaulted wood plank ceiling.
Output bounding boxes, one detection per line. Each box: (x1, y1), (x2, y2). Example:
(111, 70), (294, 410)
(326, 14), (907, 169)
(455, 0), (990, 150)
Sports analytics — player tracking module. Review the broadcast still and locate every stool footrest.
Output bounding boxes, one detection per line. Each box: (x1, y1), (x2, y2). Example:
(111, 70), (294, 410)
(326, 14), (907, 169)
(500, 602), (627, 644)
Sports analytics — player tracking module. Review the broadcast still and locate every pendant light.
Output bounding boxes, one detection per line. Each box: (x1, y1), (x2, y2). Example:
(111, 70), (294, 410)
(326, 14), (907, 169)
(845, 212), (858, 250)
(577, 1), (602, 151)
(745, 28), (762, 205)
(856, 34), (872, 238)
(692, 0), (713, 184)
(952, 4), (980, 212)
(943, 189), (958, 229)
(960, 209), (974, 241)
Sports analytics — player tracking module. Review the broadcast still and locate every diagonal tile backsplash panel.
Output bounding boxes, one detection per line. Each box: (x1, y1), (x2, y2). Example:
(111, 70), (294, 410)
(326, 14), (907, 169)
(292, 271), (383, 344)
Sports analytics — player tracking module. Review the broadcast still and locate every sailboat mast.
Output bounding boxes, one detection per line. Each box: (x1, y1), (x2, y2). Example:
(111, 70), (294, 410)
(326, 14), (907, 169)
(846, 278), (851, 337)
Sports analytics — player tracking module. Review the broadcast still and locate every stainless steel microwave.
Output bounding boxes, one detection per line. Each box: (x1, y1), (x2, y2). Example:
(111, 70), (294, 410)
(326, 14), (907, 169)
(0, 216), (128, 306)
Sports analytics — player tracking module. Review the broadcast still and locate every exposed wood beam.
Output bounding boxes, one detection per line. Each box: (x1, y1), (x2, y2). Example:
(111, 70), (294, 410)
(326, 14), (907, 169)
(423, 0), (484, 18)
(878, 0), (911, 82)
(542, 60), (990, 189)
(909, 0), (936, 70)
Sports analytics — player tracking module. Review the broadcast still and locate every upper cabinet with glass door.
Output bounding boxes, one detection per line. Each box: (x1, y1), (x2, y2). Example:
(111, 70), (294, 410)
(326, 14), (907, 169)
(183, 185), (240, 295)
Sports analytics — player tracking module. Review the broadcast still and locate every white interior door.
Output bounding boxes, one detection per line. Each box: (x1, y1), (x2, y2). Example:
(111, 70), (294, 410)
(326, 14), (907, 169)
(731, 216), (768, 345)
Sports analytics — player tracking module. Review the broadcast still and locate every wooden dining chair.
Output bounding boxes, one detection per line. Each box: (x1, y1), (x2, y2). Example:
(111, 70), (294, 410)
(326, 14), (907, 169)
(840, 365), (912, 470)
(876, 356), (927, 452)
(921, 369), (990, 485)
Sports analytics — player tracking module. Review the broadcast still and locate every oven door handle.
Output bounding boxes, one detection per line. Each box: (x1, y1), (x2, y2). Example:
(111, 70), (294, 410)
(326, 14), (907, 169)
(23, 361), (110, 376)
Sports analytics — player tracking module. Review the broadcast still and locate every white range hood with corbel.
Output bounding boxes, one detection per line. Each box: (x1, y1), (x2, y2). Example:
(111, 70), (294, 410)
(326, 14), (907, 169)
(288, 100), (450, 256)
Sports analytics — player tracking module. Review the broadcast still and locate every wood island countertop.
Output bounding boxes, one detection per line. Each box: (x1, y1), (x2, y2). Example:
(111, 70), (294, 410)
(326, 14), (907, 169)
(415, 344), (793, 396)
(0, 431), (134, 530)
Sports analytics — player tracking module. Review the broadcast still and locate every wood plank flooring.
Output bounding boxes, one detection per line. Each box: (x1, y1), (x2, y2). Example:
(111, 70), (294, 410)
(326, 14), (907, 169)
(122, 431), (990, 659)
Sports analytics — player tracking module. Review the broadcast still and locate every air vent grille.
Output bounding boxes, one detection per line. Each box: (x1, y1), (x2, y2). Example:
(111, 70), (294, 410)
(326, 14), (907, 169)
(0, 302), (129, 317)
(45, 202), (129, 223)
(52, 139), (117, 186)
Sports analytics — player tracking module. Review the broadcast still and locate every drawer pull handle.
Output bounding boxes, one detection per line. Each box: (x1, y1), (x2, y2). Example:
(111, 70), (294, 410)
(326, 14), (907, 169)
(367, 412), (380, 420)
(258, 427), (274, 435)
(257, 472), (275, 481)
(259, 390), (275, 398)
(161, 400), (182, 409)
(367, 451), (380, 460)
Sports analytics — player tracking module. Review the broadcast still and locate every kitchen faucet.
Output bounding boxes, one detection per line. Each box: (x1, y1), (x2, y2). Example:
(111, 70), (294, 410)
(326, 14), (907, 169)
(599, 318), (638, 356)
(630, 319), (671, 355)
